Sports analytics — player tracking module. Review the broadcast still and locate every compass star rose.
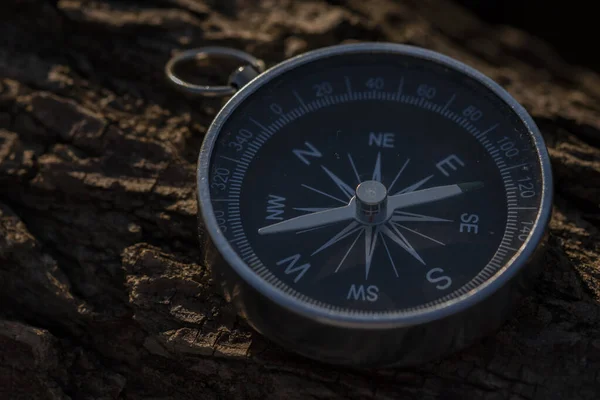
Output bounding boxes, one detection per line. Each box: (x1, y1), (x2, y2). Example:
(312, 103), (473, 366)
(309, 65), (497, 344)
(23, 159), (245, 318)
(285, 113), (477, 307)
(258, 152), (483, 279)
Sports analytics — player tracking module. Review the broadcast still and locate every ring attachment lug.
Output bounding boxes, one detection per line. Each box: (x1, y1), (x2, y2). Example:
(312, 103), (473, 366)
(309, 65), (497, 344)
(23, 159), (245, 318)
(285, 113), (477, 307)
(165, 46), (265, 97)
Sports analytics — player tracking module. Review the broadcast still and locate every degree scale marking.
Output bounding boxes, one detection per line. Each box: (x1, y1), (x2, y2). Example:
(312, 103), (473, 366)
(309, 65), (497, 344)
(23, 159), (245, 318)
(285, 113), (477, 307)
(209, 77), (540, 315)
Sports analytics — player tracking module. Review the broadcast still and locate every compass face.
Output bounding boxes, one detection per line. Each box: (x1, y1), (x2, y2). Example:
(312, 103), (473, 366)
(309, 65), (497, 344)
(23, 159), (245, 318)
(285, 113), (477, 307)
(201, 46), (549, 317)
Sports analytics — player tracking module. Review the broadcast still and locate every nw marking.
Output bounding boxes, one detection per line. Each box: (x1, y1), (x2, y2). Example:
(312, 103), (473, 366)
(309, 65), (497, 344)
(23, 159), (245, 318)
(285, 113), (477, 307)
(265, 194), (286, 221)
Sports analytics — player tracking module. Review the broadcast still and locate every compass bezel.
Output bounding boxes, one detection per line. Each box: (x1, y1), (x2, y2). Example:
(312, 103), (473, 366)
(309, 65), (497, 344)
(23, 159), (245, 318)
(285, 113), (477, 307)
(197, 42), (553, 329)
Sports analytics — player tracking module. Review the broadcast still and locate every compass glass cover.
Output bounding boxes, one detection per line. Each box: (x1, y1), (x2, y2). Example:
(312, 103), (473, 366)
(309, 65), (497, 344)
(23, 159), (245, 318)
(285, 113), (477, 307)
(205, 51), (545, 315)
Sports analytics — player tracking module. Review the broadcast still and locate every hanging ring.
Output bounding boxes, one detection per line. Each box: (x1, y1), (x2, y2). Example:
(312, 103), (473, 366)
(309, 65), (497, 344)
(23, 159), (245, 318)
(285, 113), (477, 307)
(165, 47), (266, 97)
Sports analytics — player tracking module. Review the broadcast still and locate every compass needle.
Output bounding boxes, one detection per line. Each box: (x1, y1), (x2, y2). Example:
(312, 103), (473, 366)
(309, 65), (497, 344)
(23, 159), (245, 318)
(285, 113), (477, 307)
(192, 42), (553, 367)
(386, 181), (484, 215)
(258, 200), (356, 235)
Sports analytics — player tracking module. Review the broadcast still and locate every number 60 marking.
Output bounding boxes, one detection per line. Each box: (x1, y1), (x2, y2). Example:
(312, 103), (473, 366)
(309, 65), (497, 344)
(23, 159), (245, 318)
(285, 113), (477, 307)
(417, 84), (436, 99)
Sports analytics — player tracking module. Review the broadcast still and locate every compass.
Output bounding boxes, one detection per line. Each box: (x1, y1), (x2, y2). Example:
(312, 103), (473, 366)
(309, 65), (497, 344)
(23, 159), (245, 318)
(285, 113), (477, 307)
(166, 43), (553, 367)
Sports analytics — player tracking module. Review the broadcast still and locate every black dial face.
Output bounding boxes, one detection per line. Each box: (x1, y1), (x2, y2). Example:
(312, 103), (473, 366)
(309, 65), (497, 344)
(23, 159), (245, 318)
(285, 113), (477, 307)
(205, 49), (546, 315)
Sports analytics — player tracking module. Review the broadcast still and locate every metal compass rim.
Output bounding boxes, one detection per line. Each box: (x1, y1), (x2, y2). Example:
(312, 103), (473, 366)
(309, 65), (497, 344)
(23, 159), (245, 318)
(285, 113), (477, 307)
(196, 42), (554, 329)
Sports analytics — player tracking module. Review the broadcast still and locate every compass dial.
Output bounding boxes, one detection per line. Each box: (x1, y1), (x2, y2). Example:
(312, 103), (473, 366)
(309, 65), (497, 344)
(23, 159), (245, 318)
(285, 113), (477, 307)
(198, 44), (552, 367)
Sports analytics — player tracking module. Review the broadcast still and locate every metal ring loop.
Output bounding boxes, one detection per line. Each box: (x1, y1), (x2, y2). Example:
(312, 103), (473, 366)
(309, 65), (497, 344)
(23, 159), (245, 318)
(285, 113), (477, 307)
(165, 47), (266, 97)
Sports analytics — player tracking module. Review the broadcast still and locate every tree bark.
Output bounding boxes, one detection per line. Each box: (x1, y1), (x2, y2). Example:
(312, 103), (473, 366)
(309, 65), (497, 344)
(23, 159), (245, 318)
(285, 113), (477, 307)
(2, 0), (600, 399)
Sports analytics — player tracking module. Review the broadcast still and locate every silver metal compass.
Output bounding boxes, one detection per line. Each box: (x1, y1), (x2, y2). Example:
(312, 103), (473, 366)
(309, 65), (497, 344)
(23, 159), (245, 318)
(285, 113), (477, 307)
(166, 42), (553, 367)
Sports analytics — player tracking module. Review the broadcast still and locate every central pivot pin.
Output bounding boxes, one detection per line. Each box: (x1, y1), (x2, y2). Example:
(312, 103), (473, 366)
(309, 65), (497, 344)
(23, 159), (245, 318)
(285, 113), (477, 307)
(355, 180), (388, 225)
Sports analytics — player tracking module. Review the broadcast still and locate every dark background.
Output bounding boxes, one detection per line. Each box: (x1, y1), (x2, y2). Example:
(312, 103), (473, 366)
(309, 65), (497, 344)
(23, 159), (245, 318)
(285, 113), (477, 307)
(456, 0), (596, 67)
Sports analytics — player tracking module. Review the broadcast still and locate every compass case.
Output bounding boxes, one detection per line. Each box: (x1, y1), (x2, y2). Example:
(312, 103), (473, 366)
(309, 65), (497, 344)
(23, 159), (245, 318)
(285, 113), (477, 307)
(200, 213), (549, 367)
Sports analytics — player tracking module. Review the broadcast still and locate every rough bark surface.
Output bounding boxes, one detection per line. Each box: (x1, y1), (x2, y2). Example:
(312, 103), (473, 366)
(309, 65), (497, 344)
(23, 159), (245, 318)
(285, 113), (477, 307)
(1, 0), (600, 399)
